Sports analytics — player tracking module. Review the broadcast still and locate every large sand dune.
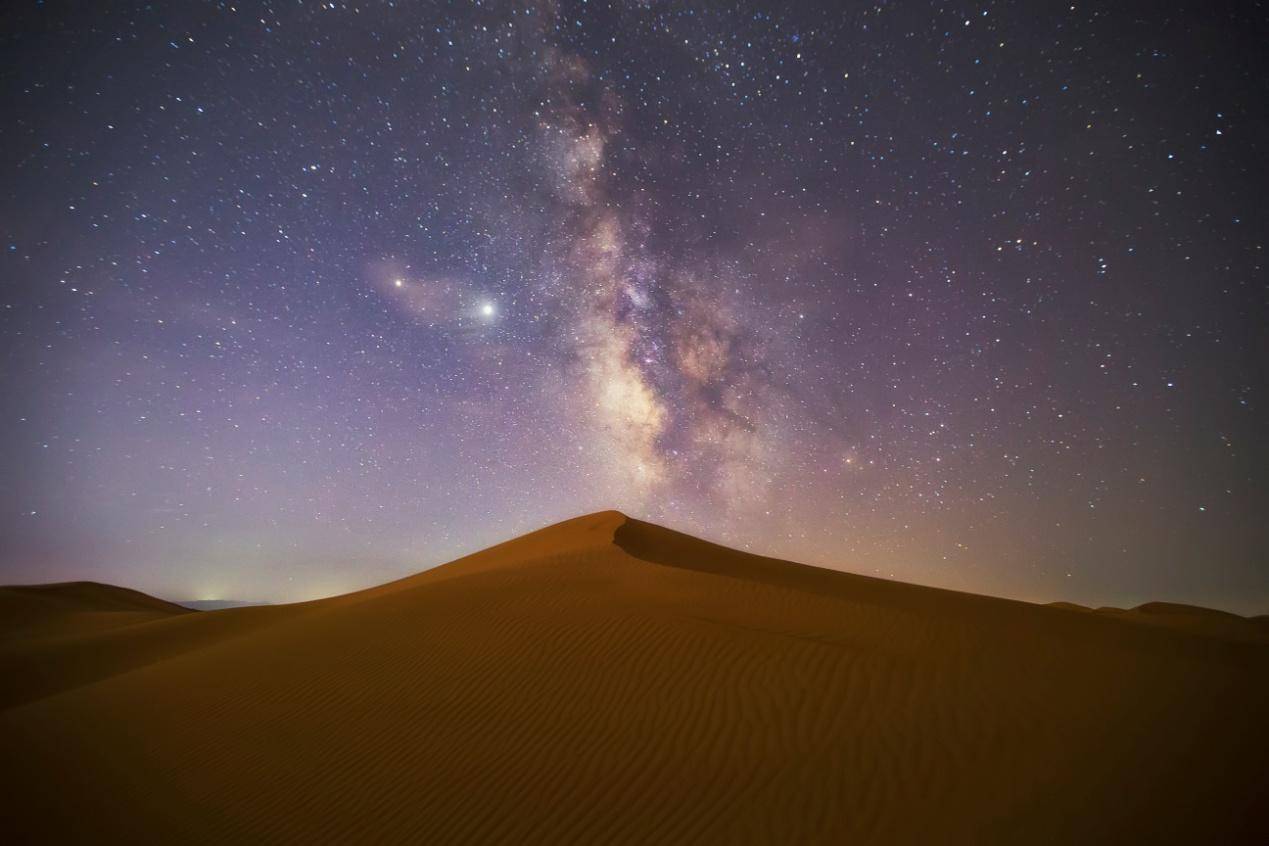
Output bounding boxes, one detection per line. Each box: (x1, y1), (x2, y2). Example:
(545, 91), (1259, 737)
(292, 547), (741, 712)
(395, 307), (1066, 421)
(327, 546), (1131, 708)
(2, 511), (1266, 844)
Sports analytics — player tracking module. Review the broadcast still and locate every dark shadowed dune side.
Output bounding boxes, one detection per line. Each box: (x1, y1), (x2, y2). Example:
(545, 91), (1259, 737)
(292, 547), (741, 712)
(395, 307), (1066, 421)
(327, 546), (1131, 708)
(2, 511), (1266, 845)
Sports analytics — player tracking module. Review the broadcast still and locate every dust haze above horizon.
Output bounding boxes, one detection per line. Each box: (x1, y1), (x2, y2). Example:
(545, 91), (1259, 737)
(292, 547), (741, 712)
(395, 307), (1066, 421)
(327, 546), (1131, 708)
(1, 1), (1266, 614)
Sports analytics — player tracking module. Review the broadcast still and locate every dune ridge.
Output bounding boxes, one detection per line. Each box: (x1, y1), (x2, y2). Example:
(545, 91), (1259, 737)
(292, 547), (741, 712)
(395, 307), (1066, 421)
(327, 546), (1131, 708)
(2, 511), (1266, 844)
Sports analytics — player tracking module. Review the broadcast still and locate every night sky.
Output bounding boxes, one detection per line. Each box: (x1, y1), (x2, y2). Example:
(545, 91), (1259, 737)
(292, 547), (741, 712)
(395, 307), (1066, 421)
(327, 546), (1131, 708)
(2, 1), (1265, 612)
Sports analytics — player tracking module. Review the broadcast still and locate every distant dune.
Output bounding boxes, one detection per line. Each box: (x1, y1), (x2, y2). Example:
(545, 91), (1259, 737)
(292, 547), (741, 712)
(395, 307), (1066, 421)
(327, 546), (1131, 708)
(1048, 599), (1269, 642)
(177, 599), (272, 611)
(0, 581), (193, 642)
(2, 512), (1266, 844)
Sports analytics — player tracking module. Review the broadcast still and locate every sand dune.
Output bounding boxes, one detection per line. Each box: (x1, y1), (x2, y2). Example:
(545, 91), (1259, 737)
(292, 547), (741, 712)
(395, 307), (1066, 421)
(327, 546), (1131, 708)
(1049, 599), (1269, 642)
(2, 511), (1266, 844)
(0, 581), (192, 640)
(178, 599), (273, 611)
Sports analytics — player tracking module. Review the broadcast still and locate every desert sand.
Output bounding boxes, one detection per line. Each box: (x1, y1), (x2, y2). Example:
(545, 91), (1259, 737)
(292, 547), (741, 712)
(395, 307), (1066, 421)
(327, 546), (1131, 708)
(2, 511), (1266, 844)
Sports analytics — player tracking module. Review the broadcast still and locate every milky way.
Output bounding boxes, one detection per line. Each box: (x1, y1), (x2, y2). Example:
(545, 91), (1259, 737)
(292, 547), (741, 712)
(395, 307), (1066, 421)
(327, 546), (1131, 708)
(1, 2), (1265, 612)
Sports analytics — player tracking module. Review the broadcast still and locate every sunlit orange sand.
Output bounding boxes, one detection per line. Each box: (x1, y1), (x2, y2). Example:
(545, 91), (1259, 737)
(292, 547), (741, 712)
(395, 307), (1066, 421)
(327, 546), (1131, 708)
(2, 511), (1266, 844)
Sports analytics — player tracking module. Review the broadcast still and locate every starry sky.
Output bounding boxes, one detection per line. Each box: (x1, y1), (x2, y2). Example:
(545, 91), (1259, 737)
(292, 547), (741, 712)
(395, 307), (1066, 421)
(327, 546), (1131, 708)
(2, 1), (1266, 612)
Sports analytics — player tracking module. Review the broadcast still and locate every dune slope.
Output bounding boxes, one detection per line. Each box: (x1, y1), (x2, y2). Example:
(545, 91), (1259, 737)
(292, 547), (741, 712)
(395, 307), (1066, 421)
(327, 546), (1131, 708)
(2, 511), (1266, 844)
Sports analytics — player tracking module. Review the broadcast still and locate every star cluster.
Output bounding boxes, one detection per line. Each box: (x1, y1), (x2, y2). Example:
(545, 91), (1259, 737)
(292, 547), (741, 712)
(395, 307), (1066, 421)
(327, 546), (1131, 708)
(1, 1), (1265, 611)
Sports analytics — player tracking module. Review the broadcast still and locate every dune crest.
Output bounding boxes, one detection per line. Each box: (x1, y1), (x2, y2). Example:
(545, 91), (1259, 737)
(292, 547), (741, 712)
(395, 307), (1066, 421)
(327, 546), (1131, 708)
(2, 511), (1266, 844)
